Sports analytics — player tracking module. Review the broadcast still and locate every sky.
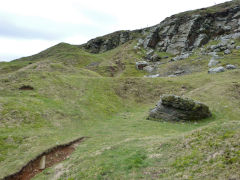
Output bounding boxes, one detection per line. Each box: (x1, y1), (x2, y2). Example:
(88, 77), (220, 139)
(0, 0), (231, 61)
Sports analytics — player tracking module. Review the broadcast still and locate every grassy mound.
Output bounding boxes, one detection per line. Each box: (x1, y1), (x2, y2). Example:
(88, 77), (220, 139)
(0, 32), (240, 179)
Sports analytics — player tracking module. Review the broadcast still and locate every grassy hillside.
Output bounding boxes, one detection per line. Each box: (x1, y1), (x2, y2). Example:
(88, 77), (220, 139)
(1, 32), (240, 179)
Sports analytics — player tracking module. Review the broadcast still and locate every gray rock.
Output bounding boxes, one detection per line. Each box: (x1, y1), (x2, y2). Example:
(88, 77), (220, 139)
(208, 58), (220, 67)
(148, 94), (211, 121)
(83, 6), (240, 55)
(137, 39), (144, 46)
(168, 75), (177, 77)
(172, 53), (190, 61)
(134, 46), (140, 50)
(208, 52), (218, 57)
(220, 46), (227, 51)
(223, 26), (232, 31)
(83, 30), (131, 53)
(226, 64), (237, 70)
(224, 49), (231, 54)
(208, 66), (225, 74)
(143, 66), (155, 73)
(150, 54), (161, 62)
(145, 49), (154, 59)
(143, 27), (159, 49)
(233, 11), (240, 19)
(120, 31), (131, 44)
(194, 34), (209, 48)
(174, 70), (185, 75)
(165, 16), (203, 55)
(136, 61), (148, 70)
(144, 74), (160, 78)
(214, 48), (221, 52)
(210, 45), (219, 51)
(227, 44), (235, 50)
(236, 46), (240, 50)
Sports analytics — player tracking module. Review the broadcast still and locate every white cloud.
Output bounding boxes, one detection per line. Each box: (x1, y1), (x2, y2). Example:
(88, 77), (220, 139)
(0, 0), (231, 61)
(0, 36), (58, 61)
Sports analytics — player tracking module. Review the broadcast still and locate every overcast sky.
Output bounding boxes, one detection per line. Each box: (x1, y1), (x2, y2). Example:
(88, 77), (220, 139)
(0, 0), (231, 61)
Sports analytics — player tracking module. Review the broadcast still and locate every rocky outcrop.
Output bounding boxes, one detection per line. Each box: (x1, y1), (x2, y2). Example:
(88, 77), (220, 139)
(143, 27), (160, 49)
(142, 4), (240, 55)
(148, 94), (211, 121)
(82, 31), (133, 53)
(81, 1), (240, 55)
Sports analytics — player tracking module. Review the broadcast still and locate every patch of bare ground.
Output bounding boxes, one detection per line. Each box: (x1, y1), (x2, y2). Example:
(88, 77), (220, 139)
(3, 137), (85, 180)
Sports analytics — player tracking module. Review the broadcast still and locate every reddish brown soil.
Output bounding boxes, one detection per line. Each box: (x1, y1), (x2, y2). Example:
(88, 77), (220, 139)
(4, 137), (85, 180)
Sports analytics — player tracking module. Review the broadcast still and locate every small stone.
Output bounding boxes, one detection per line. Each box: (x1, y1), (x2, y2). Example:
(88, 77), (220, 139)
(208, 67), (225, 74)
(226, 64), (237, 70)
(210, 45), (218, 51)
(208, 52), (218, 56)
(150, 54), (161, 62)
(227, 44), (235, 50)
(168, 75), (177, 77)
(134, 46), (140, 50)
(39, 156), (46, 170)
(223, 26), (231, 31)
(144, 74), (160, 78)
(137, 39), (144, 46)
(136, 61), (148, 70)
(236, 46), (240, 50)
(224, 49), (231, 54)
(208, 58), (220, 67)
(214, 48), (221, 52)
(174, 70), (185, 75)
(143, 66), (155, 73)
(172, 53), (190, 61)
(145, 49), (154, 59)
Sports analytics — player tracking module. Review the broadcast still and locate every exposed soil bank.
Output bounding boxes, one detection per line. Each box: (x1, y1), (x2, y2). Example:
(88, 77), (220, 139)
(3, 137), (85, 180)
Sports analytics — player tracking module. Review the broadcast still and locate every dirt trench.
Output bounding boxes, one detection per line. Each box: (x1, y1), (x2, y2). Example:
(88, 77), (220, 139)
(3, 137), (85, 180)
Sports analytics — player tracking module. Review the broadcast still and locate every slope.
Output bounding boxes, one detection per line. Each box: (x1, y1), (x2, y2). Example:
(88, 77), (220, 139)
(0, 0), (240, 180)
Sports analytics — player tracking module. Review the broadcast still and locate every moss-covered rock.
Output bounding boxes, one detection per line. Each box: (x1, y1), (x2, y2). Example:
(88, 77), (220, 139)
(148, 94), (211, 121)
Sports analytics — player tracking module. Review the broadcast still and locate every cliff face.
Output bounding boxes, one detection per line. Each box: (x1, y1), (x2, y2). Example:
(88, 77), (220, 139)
(145, 4), (240, 55)
(82, 30), (133, 53)
(83, 1), (240, 55)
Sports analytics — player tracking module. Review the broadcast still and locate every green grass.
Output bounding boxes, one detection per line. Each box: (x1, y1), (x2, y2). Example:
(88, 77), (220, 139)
(0, 30), (240, 179)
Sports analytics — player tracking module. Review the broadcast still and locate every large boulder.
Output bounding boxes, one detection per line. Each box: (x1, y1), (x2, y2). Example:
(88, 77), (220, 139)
(148, 95), (211, 121)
